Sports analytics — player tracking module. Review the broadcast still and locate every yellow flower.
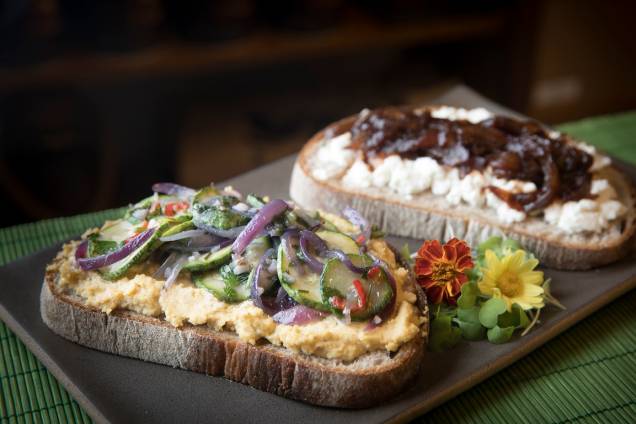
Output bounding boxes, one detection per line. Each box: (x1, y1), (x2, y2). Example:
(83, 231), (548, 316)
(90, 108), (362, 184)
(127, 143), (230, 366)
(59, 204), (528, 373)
(478, 249), (544, 312)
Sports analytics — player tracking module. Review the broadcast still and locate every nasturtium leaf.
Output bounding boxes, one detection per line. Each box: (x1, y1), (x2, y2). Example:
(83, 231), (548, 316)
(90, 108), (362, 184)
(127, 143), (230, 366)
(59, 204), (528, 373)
(455, 306), (485, 341)
(477, 236), (502, 258)
(457, 282), (479, 309)
(400, 243), (412, 265)
(514, 304), (530, 328)
(429, 315), (462, 352)
(487, 325), (515, 344)
(501, 238), (521, 254)
(465, 267), (482, 284)
(457, 305), (480, 323)
(457, 320), (486, 341)
(479, 298), (507, 328)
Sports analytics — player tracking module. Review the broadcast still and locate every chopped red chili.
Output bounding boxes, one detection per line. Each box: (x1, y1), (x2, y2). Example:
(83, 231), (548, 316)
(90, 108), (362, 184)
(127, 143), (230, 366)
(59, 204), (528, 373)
(352, 279), (366, 309)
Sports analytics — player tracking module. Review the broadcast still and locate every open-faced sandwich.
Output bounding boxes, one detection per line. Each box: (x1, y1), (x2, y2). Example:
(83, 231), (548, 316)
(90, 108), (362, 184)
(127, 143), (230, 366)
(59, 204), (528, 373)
(41, 184), (428, 408)
(291, 106), (636, 270)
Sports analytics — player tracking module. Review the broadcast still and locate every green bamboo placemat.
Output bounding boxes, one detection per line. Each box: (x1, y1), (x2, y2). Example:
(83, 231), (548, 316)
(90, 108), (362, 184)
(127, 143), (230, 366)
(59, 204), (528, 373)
(1, 112), (635, 423)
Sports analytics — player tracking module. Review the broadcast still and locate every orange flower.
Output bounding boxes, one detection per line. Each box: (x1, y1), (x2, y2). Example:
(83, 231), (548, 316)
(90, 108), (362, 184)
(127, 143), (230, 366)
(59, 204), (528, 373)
(415, 238), (474, 305)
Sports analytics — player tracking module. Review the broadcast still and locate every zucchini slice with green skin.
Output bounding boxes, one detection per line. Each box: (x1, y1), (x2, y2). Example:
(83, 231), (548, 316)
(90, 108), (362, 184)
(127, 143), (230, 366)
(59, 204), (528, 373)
(315, 230), (359, 255)
(193, 186), (220, 204)
(161, 219), (195, 238)
(244, 235), (271, 268)
(99, 220), (138, 243)
(192, 265), (250, 303)
(182, 245), (232, 272)
(87, 238), (119, 257)
(277, 244), (331, 312)
(320, 255), (393, 321)
(98, 222), (171, 280)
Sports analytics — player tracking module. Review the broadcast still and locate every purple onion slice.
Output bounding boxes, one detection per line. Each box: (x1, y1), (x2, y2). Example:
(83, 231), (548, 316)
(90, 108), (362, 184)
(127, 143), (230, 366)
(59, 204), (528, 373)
(272, 305), (327, 325)
(298, 230), (328, 273)
(322, 249), (368, 274)
(77, 228), (156, 271)
(152, 182), (196, 200)
(250, 248), (278, 313)
(75, 240), (88, 261)
(233, 199), (289, 255)
(343, 206), (371, 244)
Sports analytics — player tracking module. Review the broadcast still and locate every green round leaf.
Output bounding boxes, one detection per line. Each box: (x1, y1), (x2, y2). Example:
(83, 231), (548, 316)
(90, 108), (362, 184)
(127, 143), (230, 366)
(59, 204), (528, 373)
(457, 305), (481, 323)
(429, 315), (462, 352)
(457, 282), (479, 309)
(457, 320), (486, 341)
(477, 236), (502, 257)
(479, 298), (507, 328)
(487, 325), (515, 344)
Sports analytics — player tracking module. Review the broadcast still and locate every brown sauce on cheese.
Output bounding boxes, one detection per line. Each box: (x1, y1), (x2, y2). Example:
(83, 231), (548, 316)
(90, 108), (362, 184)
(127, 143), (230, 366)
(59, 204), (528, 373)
(344, 107), (594, 212)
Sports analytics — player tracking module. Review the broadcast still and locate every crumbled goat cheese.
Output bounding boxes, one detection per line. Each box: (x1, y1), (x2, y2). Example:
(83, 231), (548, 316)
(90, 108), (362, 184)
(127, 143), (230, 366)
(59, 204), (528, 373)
(311, 132), (356, 181)
(485, 191), (527, 224)
(343, 159), (373, 189)
(491, 177), (537, 194)
(430, 106), (493, 123)
(313, 107), (625, 235)
(543, 178), (626, 234)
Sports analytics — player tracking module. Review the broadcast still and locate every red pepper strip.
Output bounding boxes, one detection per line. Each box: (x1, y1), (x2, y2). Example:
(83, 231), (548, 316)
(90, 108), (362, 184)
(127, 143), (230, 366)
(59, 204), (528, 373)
(367, 266), (381, 280)
(352, 279), (366, 310)
(355, 234), (366, 245)
(329, 296), (346, 310)
(165, 203), (175, 216)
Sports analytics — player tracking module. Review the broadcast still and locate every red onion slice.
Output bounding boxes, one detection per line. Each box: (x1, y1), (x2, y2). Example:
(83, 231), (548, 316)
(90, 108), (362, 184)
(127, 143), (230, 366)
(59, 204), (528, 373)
(154, 251), (188, 289)
(299, 230), (328, 273)
(77, 228), (156, 271)
(250, 248), (278, 312)
(75, 240), (88, 261)
(343, 207), (371, 244)
(152, 182), (196, 200)
(322, 249), (367, 274)
(233, 199), (289, 255)
(272, 305), (327, 325)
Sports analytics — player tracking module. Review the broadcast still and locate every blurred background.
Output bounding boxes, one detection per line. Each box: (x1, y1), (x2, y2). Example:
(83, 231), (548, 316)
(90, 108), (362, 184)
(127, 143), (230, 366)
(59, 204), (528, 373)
(1, 0), (635, 227)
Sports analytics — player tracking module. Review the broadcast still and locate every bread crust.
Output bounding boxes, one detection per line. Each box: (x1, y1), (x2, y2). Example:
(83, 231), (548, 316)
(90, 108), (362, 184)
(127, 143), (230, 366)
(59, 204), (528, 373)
(41, 252), (428, 408)
(290, 121), (636, 270)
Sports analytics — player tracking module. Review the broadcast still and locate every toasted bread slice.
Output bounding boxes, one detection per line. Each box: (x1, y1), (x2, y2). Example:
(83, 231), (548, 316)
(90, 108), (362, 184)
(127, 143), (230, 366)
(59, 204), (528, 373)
(40, 250), (429, 409)
(290, 117), (636, 270)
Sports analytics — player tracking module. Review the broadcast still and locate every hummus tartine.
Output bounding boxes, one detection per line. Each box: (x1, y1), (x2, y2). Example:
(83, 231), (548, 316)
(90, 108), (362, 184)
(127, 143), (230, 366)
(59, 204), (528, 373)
(45, 184), (427, 364)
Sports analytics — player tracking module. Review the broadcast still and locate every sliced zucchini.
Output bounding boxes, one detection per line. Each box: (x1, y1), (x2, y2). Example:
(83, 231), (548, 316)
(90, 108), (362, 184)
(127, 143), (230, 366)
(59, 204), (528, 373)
(87, 238), (119, 257)
(320, 255), (393, 321)
(99, 220), (138, 243)
(192, 265), (250, 303)
(244, 235), (271, 268)
(315, 230), (359, 255)
(98, 222), (170, 280)
(192, 200), (249, 230)
(245, 194), (265, 209)
(161, 219), (195, 238)
(193, 186), (220, 204)
(182, 245), (232, 272)
(123, 196), (154, 223)
(277, 244), (331, 312)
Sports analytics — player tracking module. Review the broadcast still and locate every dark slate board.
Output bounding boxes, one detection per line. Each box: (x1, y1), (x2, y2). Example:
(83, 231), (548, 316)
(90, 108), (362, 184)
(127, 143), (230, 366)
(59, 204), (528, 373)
(1, 86), (635, 424)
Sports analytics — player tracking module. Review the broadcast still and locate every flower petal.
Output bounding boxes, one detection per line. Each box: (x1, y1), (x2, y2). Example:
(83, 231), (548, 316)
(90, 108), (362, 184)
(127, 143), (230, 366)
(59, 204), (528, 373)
(521, 270), (544, 286)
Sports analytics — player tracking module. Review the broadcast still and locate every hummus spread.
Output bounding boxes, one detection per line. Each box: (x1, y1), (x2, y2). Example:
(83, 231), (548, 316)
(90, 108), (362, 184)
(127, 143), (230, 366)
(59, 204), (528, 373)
(51, 239), (424, 362)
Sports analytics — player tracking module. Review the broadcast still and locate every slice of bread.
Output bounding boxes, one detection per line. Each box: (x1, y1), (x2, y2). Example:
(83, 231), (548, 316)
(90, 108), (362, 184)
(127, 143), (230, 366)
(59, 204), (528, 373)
(290, 117), (636, 270)
(40, 249), (429, 408)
